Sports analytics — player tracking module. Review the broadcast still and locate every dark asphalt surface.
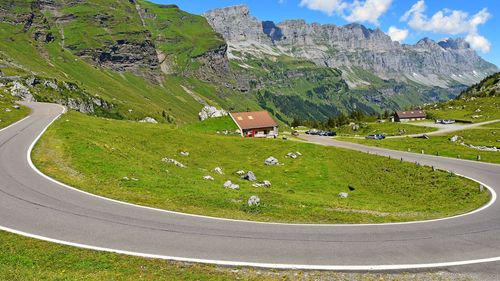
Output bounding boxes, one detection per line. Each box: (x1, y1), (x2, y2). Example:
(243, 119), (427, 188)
(1, 102), (500, 272)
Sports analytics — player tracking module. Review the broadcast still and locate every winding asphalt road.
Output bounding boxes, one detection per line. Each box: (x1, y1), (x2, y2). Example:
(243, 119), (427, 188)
(2, 102), (500, 271)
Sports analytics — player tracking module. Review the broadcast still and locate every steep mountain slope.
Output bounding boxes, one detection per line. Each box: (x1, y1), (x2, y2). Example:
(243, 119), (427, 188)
(0, 0), (260, 123)
(204, 5), (497, 88)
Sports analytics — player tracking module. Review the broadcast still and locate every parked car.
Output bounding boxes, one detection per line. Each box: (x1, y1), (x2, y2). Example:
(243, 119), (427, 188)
(365, 134), (386, 140)
(319, 131), (336, 137)
(305, 129), (319, 135)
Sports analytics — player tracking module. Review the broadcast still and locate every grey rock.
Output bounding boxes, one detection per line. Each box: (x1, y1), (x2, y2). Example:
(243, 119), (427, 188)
(264, 156), (279, 166)
(235, 170), (246, 176)
(247, 195), (260, 206)
(252, 180), (271, 188)
(161, 157), (186, 168)
(203, 175), (215, 181)
(338, 192), (349, 199)
(180, 151), (190, 157)
(242, 171), (257, 181)
(223, 180), (240, 190)
(139, 117), (158, 124)
(10, 81), (34, 101)
(214, 167), (224, 175)
(198, 105), (227, 121)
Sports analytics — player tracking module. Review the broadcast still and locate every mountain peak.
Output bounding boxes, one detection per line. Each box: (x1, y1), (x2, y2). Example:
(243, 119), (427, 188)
(438, 38), (470, 50)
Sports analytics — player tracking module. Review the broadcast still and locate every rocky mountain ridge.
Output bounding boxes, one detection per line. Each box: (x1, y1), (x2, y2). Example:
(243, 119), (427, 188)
(204, 5), (498, 88)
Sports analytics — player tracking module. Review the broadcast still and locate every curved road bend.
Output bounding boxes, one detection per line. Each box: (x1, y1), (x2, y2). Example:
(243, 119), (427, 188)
(1, 102), (500, 270)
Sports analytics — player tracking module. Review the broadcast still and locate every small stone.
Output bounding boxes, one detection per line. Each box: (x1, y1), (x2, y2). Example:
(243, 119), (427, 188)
(122, 176), (130, 181)
(295, 151), (302, 156)
(223, 180), (239, 190)
(252, 180), (271, 188)
(12, 105), (20, 109)
(180, 151), (190, 157)
(131, 178), (139, 181)
(449, 135), (459, 142)
(203, 175), (214, 181)
(286, 152), (298, 159)
(338, 192), (349, 199)
(242, 171), (257, 181)
(4, 108), (11, 112)
(139, 117), (158, 124)
(248, 195), (260, 206)
(161, 157), (186, 168)
(235, 170), (246, 176)
(265, 156), (279, 166)
(214, 167), (224, 175)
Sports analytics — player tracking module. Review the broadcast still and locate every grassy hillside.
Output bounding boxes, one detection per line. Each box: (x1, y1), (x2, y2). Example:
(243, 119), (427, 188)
(426, 72), (499, 122)
(32, 111), (488, 224)
(0, 0), (260, 124)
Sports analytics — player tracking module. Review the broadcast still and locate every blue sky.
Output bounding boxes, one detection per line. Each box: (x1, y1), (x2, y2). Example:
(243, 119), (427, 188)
(151, 0), (499, 67)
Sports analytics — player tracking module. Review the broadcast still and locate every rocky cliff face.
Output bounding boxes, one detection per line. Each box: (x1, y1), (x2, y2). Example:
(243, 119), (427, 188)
(204, 5), (498, 88)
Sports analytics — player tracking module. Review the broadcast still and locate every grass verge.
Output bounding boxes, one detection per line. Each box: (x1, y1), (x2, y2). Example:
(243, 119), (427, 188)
(0, 95), (29, 129)
(0, 230), (480, 281)
(31, 111), (490, 224)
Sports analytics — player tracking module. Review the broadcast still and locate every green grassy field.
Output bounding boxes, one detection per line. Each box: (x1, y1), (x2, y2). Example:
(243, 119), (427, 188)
(32, 111), (489, 224)
(0, 95), (29, 129)
(338, 122), (500, 164)
(335, 121), (437, 137)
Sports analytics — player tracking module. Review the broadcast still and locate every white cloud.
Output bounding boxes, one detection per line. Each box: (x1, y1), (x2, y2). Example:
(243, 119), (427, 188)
(401, 0), (491, 53)
(299, 0), (347, 16)
(345, 0), (392, 25)
(387, 26), (409, 42)
(299, 0), (391, 25)
(466, 33), (491, 53)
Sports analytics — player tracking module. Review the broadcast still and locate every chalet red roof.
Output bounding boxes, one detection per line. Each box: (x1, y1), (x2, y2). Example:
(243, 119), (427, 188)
(396, 110), (426, 119)
(229, 111), (278, 130)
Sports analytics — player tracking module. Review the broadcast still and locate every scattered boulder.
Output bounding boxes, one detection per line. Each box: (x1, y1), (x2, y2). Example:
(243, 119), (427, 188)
(223, 180), (240, 190)
(475, 108), (482, 113)
(122, 176), (130, 181)
(214, 167), (224, 175)
(10, 81), (34, 101)
(203, 175), (215, 181)
(4, 108), (11, 112)
(248, 195), (260, 206)
(449, 135), (460, 142)
(198, 105), (228, 121)
(338, 192), (349, 199)
(295, 151), (302, 156)
(161, 157), (186, 168)
(264, 156), (279, 166)
(252, 180), (271, 188)
(235, 170), (246, 176)
(242, 171), (257, 181)
(12, 105), (20, 110)
(286, 152), (298, 159)
(180, 151), (190, 157)
(139, 117), (158, 124)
